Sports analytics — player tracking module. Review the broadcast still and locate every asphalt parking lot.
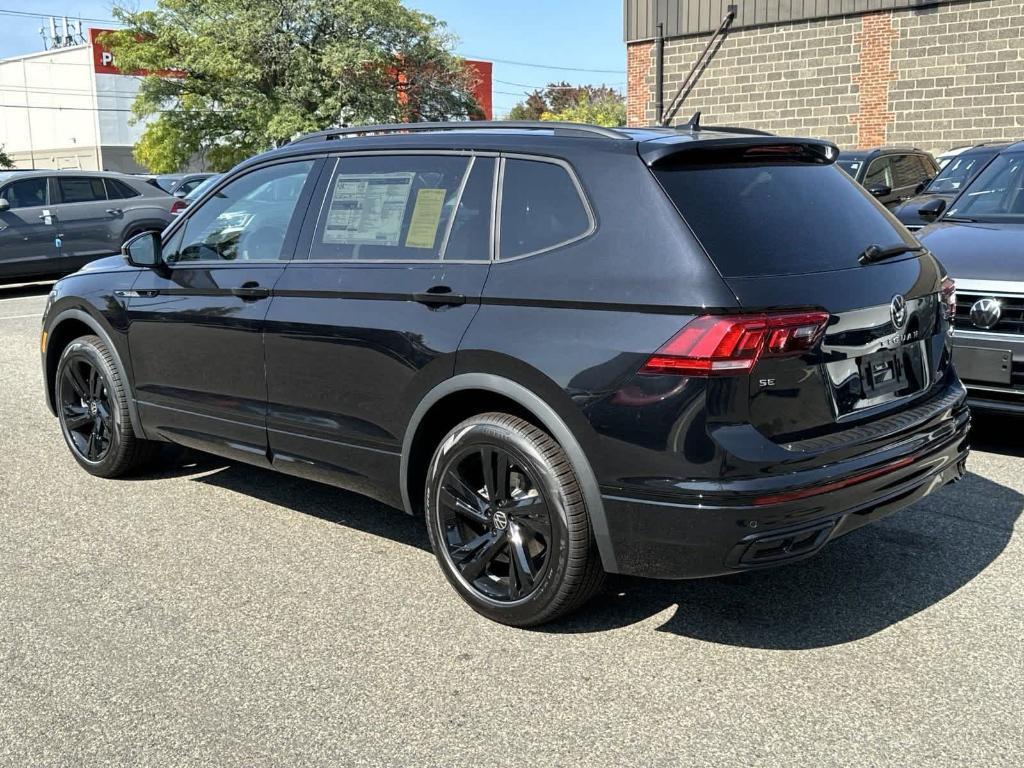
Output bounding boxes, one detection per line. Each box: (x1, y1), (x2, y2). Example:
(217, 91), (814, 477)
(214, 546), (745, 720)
(1, 283), (1022, 767)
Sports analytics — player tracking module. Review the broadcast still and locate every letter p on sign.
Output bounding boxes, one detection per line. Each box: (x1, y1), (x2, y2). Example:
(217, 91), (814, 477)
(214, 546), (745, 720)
(101, 51), (114, 67)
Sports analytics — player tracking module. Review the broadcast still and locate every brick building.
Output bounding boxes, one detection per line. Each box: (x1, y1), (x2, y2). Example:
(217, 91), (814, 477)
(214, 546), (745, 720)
(625, 0), (1024, 154)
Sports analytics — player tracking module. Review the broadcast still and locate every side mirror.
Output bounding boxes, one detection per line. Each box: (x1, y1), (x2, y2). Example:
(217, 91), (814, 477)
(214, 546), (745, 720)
(918, 198), (947, 223)
(122, 230), (163, 268)
(173, 189), (188, 199)
(867, 184), (892, 198)
(0, 198), (9, 212)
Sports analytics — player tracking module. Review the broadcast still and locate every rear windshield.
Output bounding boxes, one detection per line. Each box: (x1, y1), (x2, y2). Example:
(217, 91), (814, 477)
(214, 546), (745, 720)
(654, 158), (913, 277)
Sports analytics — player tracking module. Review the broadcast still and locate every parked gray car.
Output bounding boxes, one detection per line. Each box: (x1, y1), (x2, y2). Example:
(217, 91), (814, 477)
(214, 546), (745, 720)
(0, 170), (175, 282)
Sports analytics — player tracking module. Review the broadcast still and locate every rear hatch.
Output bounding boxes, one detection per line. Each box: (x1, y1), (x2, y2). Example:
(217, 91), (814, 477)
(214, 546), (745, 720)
(647, 138), (954, 441)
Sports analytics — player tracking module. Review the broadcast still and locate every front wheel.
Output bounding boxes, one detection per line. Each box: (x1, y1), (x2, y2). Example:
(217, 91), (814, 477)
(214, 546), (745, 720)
(55, 335), (159, 477)
(424, 413), (604, 626)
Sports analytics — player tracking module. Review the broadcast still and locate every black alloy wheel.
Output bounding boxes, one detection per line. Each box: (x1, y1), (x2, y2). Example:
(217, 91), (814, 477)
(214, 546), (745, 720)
(59, 356), (113, 463)
(425, 413), (604, 626)
(55, 335), (159, 477)
(437, 443), (554, 603)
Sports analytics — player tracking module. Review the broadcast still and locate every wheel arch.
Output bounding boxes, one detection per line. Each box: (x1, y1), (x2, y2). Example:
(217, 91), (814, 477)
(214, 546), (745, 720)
(44, 308), (147, 439)
(400, 373), (616, 571)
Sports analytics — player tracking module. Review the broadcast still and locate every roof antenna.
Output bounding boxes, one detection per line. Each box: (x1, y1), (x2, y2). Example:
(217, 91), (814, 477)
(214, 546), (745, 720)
(684, 111), (702, 131)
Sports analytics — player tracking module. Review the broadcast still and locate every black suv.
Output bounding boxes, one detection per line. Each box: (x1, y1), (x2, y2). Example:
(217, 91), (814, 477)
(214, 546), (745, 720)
(838, 148), (938, 209)
(892, 143), (1006, 231)
(41, 122), (969, 626)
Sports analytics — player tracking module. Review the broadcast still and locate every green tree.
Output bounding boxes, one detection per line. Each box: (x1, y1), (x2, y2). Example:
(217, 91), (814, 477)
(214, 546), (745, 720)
(0, 145), (13, 169)
(102, 0), (481, 172)
(507, 82), (625, 126)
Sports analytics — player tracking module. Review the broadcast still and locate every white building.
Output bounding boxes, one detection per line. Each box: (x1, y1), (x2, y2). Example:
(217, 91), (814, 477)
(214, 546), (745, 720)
(0, 29), (149, 172)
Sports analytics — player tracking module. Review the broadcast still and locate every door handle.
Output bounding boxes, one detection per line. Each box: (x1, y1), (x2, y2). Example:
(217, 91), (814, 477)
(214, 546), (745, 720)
(413, 286), (466, 307)
(231, 282), (271, 301)
(106, 208), (123, 216)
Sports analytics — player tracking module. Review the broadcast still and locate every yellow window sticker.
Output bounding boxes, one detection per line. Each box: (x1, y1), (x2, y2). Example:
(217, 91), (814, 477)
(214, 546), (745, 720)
(405, 188), (447, 249)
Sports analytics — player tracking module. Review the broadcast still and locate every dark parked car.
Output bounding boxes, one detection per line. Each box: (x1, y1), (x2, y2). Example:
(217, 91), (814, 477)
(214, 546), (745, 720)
(0, 170), (175, 282)
(170, 173), (223, 216)
(142, 172), (217, 197)
(892, 143), (1006, 231)
(918, 141), (1024, 413)
(838, 148), (938, 209)
(41, 122), (969, 626)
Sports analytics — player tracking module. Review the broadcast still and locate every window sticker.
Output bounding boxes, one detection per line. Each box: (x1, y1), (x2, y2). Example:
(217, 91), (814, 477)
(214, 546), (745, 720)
(323, 172), (414, 245)
(405, 188), (447, 249)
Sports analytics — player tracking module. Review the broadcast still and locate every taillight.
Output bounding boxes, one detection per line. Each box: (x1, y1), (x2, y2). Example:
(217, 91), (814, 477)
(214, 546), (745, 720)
(640, 311), (831, 376)
(170, 199), (188, 215)
(940, 277), (956, 321)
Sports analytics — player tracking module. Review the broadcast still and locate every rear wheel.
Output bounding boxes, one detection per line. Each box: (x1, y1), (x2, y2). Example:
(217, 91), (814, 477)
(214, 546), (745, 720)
(55, 335), (159, 477)
(424, 413), (604, 626)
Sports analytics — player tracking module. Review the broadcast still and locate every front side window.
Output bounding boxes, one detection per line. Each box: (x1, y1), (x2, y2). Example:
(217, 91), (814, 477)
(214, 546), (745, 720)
(58, 177), (107, 203)
(863, 157), (893, 189)
(926, 152), (993, 194)
(946, 152), (1024, 223)
(309, 154), (484, 261)
(167, 160), (315, 263)
(1, 177), (47, 208)
(892, 154), (928, 189)
(499, 158), (591, 259)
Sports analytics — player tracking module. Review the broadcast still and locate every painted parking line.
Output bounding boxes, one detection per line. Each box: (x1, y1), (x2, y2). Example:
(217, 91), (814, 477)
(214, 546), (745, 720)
(0, 314), (43, 321)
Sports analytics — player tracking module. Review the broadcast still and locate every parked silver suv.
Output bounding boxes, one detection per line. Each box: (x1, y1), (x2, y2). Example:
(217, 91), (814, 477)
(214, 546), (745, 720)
(0, 170), (175, 282)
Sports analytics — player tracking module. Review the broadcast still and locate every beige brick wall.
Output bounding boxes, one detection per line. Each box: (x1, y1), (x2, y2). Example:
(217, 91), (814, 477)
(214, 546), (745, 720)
(629, 0), (1024, 155)
(889, 0), (1024, 151)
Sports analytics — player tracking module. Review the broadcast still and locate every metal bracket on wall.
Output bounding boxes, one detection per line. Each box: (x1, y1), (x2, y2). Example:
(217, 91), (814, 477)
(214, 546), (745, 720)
(659, 6), (738, 127)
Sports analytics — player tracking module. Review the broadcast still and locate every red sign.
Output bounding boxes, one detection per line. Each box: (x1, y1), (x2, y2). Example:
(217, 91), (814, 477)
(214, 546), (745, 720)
(89, 28), (123, 74)
(89, 27), (492, 119)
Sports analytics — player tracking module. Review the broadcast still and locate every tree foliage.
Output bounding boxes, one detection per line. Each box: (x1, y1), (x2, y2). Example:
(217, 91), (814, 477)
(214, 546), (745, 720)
(508, 83), (625, 127)
(103, 0), (482, 172)
(0, 145), (13, 169)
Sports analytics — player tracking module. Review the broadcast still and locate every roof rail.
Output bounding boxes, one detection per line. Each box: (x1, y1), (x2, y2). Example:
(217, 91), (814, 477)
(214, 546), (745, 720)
(288, 120), (630, 145)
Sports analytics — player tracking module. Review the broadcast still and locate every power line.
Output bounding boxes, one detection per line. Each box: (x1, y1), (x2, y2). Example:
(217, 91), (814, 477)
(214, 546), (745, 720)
(0, 8), (121, 25)
(495, 78), (625, 89)
(462, 53), (623, 75)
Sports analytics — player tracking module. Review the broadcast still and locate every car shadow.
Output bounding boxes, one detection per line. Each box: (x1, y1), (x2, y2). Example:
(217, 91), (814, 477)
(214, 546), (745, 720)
(148, 417), (1019, 649)
(0, 280), (54, 299)
(187, 457), (432, 553)
(967, 411), (1024, 458)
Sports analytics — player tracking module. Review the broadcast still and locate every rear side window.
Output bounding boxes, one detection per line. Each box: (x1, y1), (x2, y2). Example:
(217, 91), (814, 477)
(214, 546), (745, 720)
(58, 177), (107, 203)
(310, 154), (475, 261)
(1, 177), (47, 208)
(654, 157), (912, 278)
(499, 158), (591, 259)
(104, 178), (141, 200)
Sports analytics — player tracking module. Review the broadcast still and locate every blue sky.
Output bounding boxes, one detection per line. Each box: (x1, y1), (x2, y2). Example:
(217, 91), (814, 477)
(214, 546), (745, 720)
(0, 2), (626, 117)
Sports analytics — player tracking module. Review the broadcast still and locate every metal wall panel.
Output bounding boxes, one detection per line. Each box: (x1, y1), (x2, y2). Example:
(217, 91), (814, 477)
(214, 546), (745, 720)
(625, 0), (972, 41)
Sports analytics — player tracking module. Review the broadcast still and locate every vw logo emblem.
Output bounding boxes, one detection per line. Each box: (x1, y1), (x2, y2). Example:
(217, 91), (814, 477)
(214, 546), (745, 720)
(970, 297), (1002, 330)
(492, 510), (509, 530)
(890, 294), (908, 329)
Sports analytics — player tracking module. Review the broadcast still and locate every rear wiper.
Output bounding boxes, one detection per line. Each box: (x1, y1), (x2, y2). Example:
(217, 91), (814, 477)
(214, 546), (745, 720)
(858, 243), (926, 265)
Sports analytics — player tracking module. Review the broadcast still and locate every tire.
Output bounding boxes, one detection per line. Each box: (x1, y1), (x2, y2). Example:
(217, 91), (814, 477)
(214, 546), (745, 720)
(424, 413), (604, 626)
(55, 335), (160, 478)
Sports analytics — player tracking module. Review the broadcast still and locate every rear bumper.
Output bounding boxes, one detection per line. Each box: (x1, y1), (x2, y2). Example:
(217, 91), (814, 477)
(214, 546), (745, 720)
(599, 398), (970, 579)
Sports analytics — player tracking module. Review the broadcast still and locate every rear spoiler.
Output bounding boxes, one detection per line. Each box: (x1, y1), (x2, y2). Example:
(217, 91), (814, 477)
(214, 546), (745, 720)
(639, 136), (840, 167)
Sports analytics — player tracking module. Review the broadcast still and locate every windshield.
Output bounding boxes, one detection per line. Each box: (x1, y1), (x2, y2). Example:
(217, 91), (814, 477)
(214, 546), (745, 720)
(837, 160), (861, 177)
(654, 160), (912, 277)
(946, 152), (1024, 223)
(926, 151), (995, 194)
